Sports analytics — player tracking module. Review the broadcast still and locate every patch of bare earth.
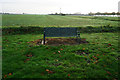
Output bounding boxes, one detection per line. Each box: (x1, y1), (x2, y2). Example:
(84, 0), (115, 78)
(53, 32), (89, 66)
(28, 38), (89, 46)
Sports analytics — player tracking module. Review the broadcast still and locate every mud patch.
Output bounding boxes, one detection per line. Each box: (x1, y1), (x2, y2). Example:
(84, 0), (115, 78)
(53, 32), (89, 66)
(28, 38), (89, 46)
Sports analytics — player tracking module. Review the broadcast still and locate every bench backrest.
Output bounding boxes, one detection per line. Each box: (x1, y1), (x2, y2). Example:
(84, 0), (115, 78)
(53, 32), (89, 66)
(44, 27), (77, 37)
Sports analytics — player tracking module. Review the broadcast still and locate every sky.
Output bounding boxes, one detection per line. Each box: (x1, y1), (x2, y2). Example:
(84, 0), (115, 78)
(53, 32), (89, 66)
(0, 0), (120, 14)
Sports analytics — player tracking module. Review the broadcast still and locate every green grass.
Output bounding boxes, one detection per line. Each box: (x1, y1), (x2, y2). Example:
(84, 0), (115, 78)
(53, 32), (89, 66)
(2, 32), (119, 79)
(2, 15), (118, 27)
(2, 14), (119, 79)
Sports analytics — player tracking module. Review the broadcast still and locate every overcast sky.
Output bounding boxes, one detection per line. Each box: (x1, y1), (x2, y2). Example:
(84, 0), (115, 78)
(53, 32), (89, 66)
(0, 0), (120, 14)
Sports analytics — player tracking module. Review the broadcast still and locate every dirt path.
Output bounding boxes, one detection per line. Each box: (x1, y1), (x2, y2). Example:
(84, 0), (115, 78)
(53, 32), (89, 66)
(28, 38), (89, 46)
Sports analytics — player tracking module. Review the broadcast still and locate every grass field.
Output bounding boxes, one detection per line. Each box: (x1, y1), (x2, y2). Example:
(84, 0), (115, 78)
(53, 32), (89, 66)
(2, 14), (119, 27)
(1, 14), (119, 79)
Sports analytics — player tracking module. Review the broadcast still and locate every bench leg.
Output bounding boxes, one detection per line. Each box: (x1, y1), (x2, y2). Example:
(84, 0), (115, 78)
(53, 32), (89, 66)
(43, 32), (45, 45)
(76, 37), (81, 44)
(77, 31), (81, 44)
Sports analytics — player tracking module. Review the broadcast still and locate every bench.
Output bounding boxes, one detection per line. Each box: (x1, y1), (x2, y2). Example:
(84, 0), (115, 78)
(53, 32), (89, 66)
(43, 27), (80, 45)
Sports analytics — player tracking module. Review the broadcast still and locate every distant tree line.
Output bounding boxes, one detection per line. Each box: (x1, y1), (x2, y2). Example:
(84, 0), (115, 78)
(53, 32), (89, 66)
(49, 12), (120, 16)
(49, 13), (66, 16)
(0, 13), (21, 15)
(1, 12), (120, 15)
(0, 13), (27, 15)
(0, 13), (10, 14)
(88, 12), (120, 15)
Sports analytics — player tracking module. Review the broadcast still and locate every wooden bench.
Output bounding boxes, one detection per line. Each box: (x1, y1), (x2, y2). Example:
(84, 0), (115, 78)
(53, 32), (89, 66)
(43, 27), (80, 45)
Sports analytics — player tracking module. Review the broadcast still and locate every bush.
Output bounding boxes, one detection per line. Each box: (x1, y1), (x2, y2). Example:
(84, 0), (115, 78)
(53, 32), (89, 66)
(2, 26), (119, 35)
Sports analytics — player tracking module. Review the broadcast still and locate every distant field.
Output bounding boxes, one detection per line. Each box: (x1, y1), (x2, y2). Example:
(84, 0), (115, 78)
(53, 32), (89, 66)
(2, 14), (118, 27)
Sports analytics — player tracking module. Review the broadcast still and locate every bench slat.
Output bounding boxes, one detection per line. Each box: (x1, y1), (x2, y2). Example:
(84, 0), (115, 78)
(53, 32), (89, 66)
(44, 27), (77, 37)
